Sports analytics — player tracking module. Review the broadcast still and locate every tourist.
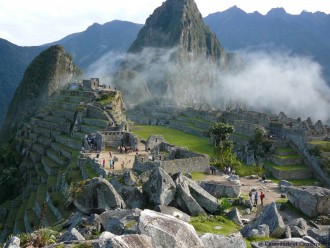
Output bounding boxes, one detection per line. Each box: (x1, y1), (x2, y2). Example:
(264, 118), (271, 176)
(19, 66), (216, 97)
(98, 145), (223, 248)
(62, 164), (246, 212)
(109, 159), (113, 170)
(109, 149), (112, 158)
(223, 166), (227, 175)
(81, 146), (85, 153)
(227, 166), (231, 175)
(249, 190), (253, 202)
(260, 191), (265, 206)
(254, 191), (258, 205)
(102, 159), (105, 168)
(112, 160), (115, 169)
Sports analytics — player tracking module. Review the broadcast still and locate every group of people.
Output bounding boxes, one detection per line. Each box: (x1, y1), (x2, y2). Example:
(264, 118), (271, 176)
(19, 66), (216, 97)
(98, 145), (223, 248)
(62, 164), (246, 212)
(118, 145), (132, 154)
(249, 190), (265, 206)
(102, 158), (115, 170)
(223, 166), (234, 176)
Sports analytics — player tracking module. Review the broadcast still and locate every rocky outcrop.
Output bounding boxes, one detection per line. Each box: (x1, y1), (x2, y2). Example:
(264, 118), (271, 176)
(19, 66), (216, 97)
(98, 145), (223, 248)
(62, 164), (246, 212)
(278, 180), (293, 192)
(200, 233), (247, 248)
(288, 218), (307, 237)
(100, 209), (141, 235)
(101, 234), (153, 248)
(154, 205), (191, 222)
(199, 180), (241, 198)
(226, 208), (243, 227)
(173, 173), (219, 214)
(307, 227), (330, 245)
(58, 228), (85, 242)
(286, 186), (330, 217)
(142, 167), (176, 206)
(240, 224), (269, 239)
(110, 178), (146, 209)
(138, 209), (204, 248)
(123, 170), (138, 186)
(254, 202), (286, 238)
(74, 178), (126, 214)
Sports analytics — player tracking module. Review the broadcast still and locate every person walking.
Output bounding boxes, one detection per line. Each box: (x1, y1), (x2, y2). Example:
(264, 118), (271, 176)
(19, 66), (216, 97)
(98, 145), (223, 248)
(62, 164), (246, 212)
(254, 191), (258, 206)
(249, 190), (253, 202)
(109, 159), (113, 170)
(102, 159), (105, 168)
(260, 191), (265, 206)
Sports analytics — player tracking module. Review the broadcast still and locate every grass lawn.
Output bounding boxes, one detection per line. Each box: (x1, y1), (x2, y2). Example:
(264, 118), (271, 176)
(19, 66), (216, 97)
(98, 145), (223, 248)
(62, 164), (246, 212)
(307, 140), (330, 146)
(190, 215), (240, 236)
(132, 125), (213, 156)
(273, 154), (302, 159)
(268, 176), (319, 186)
(191, 172), (207, 181)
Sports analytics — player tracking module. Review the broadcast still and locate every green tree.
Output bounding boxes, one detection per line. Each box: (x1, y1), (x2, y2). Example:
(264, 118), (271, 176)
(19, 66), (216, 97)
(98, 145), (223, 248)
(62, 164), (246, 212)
(209, 122), (234, 164)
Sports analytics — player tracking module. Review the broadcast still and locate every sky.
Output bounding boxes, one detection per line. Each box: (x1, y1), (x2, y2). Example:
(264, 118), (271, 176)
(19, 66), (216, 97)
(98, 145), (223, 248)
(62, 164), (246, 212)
(1, 0), (330, 46)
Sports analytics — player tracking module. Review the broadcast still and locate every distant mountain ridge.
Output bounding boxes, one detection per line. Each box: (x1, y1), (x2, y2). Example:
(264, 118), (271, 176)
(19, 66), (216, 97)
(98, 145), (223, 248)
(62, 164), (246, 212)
(204, 6), (330, 83)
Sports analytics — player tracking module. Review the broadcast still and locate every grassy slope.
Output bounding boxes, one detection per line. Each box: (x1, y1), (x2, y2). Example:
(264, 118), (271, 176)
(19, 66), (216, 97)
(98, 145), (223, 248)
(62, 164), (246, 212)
(132, 125), (213, 156)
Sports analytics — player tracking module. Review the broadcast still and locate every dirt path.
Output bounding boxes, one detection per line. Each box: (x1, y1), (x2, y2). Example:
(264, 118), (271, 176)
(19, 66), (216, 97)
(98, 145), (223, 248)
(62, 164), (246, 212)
(204, 173), (301, 222)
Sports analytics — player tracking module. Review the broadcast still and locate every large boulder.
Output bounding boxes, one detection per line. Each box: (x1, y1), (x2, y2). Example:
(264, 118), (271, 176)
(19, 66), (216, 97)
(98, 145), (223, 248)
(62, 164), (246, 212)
(4, 236), (20, 248)
(176, 182), (206, 216)
(240, 224), (269, 239)
(123, 170), (138, 186)
(100, 209), (141, 235)
(97, 234), (154, 248)
(110, 178), (146, 209)
(58, 228), (85, 242)
(173, 173), (219, 214)
(287, 218), (307, 237)
(138, 209), (204, 248)
(142, 167), (176, 206)
(226, 208), (243, 227)
(73, 178), (125, 214)
(286, 186), (330, 217)
(200, 233), (247, 248)
(307, 227), (330, 245)
(199, 180), (241, 198)
(278, 180), (293, 192)
(154, 205), (191, 222)
(254, 202), (286, 238)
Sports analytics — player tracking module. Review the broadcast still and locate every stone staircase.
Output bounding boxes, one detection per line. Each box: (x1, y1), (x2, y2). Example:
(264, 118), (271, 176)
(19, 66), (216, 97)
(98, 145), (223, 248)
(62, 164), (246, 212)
(264, 141), (312, 180)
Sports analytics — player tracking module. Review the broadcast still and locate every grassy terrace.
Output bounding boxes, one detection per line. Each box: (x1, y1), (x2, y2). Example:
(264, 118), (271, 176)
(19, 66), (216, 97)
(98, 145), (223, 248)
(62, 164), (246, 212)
(177, 114), (212, 124)
(273, 154), (302, 159)
(274, 147), (296, 153)
(132, 125), (213, 156)
(265, 162), (309, 171)
(307, 140), (330, 146)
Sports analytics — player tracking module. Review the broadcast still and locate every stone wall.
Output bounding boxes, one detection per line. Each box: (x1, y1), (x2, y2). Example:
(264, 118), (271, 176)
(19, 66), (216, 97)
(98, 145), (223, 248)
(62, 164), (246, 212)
(284, 129), (330, 187)
(270, 155), (303, 166)
(265, 165), (313, 180)
(160, 156), (209, 174)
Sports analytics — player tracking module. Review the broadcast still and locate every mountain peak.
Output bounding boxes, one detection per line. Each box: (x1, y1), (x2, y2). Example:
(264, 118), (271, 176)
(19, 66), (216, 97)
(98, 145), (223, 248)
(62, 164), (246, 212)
(127, 0), (224, 61)
(267, 7), (287, 17)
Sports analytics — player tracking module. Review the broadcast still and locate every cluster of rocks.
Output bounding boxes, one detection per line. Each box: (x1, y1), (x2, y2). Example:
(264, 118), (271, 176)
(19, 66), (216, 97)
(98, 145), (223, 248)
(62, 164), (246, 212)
(5, 208), (248, 248)
(71, 167), (221, 217)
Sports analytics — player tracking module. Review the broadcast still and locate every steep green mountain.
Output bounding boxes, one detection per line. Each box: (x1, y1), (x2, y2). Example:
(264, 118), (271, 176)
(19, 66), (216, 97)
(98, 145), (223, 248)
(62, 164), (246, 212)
(128, 0), (225, 61)
(0, 21), (141, 130)
(204, 6), (330, 84)
(116, 0), (227, 103)
(0, 45), (79, 143)
(0, 39), (44, 129)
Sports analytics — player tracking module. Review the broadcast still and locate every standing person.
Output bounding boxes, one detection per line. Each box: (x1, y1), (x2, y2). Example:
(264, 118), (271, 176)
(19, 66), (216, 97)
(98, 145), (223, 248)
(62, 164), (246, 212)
(254, 191), (258, 206)
(109, 148), (112, 158)
(223, 166), (227, 175)
(227, 166), (231, 176)
(109, 159), (113, 170)
(260, 191), (265, 206)
(249, 191), (253, 202)
(102, 159), (105, 168)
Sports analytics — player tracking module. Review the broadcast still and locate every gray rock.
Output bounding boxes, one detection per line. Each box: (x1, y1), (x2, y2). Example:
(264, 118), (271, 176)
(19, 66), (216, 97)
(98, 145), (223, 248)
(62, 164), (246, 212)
(100, 209), (141, 235)
(123, 170), (137, 186)
(288, 218), (307, 237)
(62, 212), (83, 229)
(74, 178), (125, 214)
(302, 236), (320, 246)
(251, 238), (313, 248)
(99, 231), (116, 240)
(279, 180), (293, 192)
(174, 173), (219, 214)
(138, 209), (204, 248)
(286, 186), (330, 217)
(200, 233), (247, 248)
(110, 178), (146, 209)
(185, 173), (192, 179)
(307, 227), (330, 244)
(199, 180), (241, 198)
(100, 234), (154, 248)
(176, 182), (205, 216)
(59, 228), (85, 242)
(4, 236), (20, 248)
(243, 208), (251, 215)
(79, 214), (102, 238)
(244, 199), (253, 209)
(240, 224), (269, 238)
(254, 202), (286, 238)
(139, 170), (152, 184)
(154, 205), (191, 222)
(226, 208), (243, 227)
(283, 226), (291, 239)
(142, 167), (176, 206)
(228, 175), (240, 181)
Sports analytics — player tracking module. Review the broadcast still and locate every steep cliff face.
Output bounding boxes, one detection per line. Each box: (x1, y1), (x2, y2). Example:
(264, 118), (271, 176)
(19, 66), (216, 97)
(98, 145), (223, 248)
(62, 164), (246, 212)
(128, 0), (225, 62)
(116, 0), (227, 104)
(0, 45), (79, 142)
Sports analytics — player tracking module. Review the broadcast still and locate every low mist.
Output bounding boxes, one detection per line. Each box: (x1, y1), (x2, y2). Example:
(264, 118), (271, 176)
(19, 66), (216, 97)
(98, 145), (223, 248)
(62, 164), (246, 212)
(86, 47), (330, 124)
